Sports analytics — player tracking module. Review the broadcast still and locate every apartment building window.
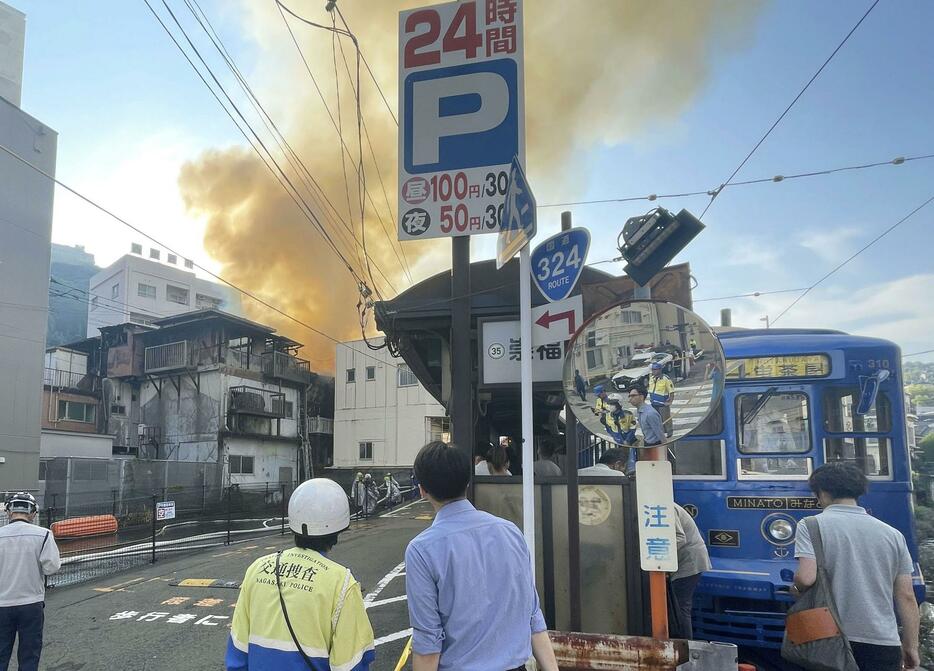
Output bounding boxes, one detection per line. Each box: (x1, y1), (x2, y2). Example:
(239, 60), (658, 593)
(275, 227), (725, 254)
(229, 455), (255, 475)
(129, 312), (154, 326)
(271, 398), (294, 419)
(359, 441), (373, 460)
(366, 366), (376, 381)
(131, 243), (143, 255)
(167, 254), (177, 265)
(398, 364), (418, 387)
(166, 284), (189, 306)
(38, 461), (48, 482)
(57, 400), (96, 423)
(196, 293), (223, 310)
(427, 417), (451, 444)
(138, 283), (156, 299)
(184, 259), (194, 269)
(110, 404), (127, 415)
(346, 368), (356, 383)
(150, 249), (160, 260)
(111, 284), (120, 299)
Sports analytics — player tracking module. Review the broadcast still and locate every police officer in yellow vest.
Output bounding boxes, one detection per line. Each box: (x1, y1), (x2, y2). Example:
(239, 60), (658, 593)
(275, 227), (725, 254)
(647, 362), (675, 437)
(226, 479), (375, 670)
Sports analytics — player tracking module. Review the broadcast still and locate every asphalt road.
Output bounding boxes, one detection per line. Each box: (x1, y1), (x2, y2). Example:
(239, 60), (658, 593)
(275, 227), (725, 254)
(31, 498), (433, 671)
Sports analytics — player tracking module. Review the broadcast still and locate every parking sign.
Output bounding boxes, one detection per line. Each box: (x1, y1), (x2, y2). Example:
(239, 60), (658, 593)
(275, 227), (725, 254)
(398, 0), (525, 241)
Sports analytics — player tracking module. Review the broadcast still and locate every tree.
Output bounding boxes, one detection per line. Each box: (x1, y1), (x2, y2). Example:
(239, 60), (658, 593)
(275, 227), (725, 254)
(922, 433), (934, 464)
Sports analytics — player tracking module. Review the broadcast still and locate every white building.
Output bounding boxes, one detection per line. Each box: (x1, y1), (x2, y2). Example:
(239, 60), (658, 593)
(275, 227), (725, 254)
(333, 338), (448, 470)
(0, 3), (57, 491)
(87, 249), (240, 336)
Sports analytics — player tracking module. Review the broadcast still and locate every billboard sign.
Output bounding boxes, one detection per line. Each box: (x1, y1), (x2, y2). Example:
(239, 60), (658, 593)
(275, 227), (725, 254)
(398, 0), (524, 240)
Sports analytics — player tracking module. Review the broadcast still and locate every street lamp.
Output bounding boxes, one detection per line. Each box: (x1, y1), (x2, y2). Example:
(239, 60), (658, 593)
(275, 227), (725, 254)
(760, 316), (770, 329)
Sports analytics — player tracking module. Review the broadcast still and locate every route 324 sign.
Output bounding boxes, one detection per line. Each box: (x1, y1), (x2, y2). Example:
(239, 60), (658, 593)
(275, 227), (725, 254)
(530, 228), (590, 302)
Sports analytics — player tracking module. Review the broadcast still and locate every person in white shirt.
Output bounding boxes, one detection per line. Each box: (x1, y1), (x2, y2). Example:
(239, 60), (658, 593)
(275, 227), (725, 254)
(578, 448), (627, 477)
(0, 492), (60, 671)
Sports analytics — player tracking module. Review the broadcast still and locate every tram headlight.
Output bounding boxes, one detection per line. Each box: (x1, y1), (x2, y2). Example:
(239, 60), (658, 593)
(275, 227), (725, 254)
(767, 518), (795, 543)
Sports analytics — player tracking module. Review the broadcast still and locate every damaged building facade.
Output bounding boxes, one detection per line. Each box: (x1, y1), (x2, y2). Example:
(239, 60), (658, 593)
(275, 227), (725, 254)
(40, 310), (333, 507)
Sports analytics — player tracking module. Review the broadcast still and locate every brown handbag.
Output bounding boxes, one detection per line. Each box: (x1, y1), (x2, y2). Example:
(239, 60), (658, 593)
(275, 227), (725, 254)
(780, 517), (858, 671)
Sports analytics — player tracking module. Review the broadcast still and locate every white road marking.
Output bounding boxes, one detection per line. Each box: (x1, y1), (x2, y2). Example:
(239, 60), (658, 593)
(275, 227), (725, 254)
(363, 561), (406, 604)
(365, 594), (408, 609)
(380, 498), (426, 518)
(375, 628), (412, 647)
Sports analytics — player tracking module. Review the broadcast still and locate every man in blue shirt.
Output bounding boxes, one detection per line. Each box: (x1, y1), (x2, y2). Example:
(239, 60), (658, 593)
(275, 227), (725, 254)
(405, 441), (559, 671)
(628, 384), (665, 446)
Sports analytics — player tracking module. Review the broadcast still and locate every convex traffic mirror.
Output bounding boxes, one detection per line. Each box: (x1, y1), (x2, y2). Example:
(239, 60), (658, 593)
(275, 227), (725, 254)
(563, 301), (725, 449)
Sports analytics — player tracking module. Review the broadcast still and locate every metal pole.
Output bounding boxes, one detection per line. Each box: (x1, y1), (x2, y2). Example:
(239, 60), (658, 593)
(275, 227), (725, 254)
(633, 281), (669, 639)
(226, 486), (231, 546)
(565, 412), (582, 631)
(281, 484), (286, 536)
(519, 244), (535, 580)
(151, 495), (157, 564)
(562, 208), (582, 630)
(451, 236), (474, 496)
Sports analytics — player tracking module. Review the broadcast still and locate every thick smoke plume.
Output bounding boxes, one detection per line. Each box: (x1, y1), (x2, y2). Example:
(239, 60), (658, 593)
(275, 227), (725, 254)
(179, 0), (762, 369)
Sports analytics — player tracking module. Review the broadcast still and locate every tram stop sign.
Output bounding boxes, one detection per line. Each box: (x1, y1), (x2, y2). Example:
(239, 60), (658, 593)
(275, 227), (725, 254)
(530, 228), (590, 302)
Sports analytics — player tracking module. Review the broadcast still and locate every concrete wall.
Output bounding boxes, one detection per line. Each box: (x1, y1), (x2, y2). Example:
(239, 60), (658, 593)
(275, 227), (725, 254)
(87, 255), (240, 335)
(0, 98), (56, 491)
(0, 3), (24, 107)
(40, 430), (113, 459)
(333, 340), (447, 469)
(223, 436), (298, 485)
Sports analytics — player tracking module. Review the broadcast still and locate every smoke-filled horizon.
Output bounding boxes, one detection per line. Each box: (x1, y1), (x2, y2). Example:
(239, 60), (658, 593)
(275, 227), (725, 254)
(178, 0), (763, 371)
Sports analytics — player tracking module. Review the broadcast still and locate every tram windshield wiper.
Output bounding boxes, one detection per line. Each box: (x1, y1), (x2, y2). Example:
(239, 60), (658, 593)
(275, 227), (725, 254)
(742, 386), (779, 427)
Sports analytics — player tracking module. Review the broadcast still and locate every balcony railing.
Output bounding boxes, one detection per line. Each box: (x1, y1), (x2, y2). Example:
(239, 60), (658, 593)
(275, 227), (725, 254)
(144, 341), (189, 373)
(229, 386), (288, 419)
(307, 416), (333, 436)
(43, 368), (91, 390)
(263, 352), (312, 384)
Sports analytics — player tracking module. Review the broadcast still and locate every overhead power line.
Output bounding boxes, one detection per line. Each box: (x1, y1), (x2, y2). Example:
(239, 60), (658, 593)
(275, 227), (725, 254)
(0, 141), (403, 371)
(700, 0), (880, 219)
(904, 349), (934, 358)
(771, 193), (934, 325)
(143, 0), (402, 297)
(538, 153), (934, 209)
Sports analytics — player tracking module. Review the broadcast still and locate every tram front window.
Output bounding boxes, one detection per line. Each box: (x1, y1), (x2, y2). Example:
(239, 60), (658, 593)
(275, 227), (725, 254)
(737, 391), (811, 479)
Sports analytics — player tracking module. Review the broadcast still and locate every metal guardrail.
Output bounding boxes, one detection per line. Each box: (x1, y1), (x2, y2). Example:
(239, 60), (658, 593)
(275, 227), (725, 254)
(307, 416), (333, 435)
(229, 386), (287, 418)
(144, 341), (188, 373)
(44, 368), (88, 389)
(263, 351), (312, 384)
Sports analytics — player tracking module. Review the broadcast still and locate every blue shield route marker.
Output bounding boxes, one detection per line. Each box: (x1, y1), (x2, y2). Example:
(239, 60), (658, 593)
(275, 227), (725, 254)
(530, 228), (590, 303)
(496, 156), (537, 269)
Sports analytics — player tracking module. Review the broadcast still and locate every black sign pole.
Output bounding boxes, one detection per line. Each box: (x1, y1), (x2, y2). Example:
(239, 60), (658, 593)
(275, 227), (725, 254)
(451, 235), (475, 499)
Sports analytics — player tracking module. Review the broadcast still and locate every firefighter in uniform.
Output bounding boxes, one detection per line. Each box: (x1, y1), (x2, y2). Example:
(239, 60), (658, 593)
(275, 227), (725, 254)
(226, 479), (375, 671)
(647, 362), (675, 437)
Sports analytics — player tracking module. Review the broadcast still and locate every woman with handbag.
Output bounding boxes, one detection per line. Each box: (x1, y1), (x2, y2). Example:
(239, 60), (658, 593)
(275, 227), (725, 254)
(785, 462), (920, 671)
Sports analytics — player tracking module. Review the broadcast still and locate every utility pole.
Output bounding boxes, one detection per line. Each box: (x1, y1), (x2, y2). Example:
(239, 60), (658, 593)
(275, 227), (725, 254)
(760, 315), (770, 329)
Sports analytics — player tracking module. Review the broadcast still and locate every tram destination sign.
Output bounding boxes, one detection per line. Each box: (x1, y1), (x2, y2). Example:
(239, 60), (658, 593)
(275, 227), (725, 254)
(727, 496), (819, 511)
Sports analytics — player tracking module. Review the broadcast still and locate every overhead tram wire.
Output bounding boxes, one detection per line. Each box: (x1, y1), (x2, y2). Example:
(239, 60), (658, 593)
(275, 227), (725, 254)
(699, 0), (881, 220)
(182, 0), (394, 290)
(538, 153), (934, 210)
(771, 192), (934, 326)
(277, 3), (413, 287)
(144, 0), (401, 297)
(905, 349), (934, 358)
(0, 141), (405, 372)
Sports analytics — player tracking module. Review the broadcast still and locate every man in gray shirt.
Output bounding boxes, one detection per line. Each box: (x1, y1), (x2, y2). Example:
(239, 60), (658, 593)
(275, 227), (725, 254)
(0, 492), (60, 671)
(627, 385), (664, 446)
(670, 504), (711, 639)
(793, 463), (919, 671)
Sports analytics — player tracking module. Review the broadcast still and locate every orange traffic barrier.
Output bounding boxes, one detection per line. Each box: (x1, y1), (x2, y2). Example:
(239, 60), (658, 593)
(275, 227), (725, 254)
(51, 514), (119, 539)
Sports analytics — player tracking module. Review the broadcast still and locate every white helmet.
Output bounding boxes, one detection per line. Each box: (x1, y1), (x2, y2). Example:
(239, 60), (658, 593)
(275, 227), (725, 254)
(288, 479), (350, 537)
(5, 492), (37, 515)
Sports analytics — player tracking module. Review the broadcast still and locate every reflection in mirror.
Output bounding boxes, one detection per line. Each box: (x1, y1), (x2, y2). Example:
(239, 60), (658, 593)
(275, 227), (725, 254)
(563, 301), (726, 449)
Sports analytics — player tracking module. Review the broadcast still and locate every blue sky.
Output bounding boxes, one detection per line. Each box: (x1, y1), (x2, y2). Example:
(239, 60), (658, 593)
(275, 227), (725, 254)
(7, 0), (934, 361)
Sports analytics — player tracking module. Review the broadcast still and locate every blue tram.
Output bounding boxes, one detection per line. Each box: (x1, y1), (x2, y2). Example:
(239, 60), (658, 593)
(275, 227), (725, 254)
(671, 328), (924, 650)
